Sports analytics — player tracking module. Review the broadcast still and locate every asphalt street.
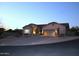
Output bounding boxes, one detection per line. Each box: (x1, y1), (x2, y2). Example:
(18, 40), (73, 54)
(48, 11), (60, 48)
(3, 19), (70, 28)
(0, 38), (79, 56)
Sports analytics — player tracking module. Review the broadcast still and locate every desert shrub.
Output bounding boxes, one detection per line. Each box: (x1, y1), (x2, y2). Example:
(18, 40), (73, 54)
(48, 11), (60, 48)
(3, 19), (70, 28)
(13, 29), (23, 37)
(0, 28), (5, 39)
(67, 26), (79, 36)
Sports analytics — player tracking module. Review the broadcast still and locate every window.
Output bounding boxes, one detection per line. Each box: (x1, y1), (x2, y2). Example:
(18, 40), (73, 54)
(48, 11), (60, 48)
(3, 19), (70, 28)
(24, 29), (30, 34)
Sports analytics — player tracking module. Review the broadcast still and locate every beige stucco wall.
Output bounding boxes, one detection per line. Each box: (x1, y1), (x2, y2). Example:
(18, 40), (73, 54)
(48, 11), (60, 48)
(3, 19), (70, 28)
(42, 23), (66, 35)
(23, 23), (66, 36)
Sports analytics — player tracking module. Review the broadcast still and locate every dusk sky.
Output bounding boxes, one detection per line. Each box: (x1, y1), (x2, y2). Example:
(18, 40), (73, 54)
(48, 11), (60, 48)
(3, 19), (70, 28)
(0, 2), (79, 29)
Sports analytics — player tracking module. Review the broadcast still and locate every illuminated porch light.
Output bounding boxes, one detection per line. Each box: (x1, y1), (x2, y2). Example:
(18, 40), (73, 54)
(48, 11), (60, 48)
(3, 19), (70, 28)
(43, 31), (48, 36)
(33, 31), (36, 34)
(32, 27), (37, 35)
(55, 29), (58, 36)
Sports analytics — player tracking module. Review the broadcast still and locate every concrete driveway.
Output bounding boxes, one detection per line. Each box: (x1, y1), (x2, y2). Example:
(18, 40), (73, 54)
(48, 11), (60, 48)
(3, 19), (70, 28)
(0, 36), (79, 46)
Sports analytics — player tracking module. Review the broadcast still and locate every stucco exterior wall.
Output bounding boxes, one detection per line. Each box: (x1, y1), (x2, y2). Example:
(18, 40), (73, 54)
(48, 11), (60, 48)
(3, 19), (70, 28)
(42, 23), (66, 36)
(23, 23), (67, 36)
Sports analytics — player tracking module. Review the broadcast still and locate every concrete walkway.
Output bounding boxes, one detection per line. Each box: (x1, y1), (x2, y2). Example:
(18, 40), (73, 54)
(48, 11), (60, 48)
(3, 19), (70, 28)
(0, 36), (79, 46)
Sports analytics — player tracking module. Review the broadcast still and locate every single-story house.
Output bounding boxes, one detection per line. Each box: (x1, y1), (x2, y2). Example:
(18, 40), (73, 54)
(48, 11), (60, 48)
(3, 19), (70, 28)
(23, 22), (69, 37)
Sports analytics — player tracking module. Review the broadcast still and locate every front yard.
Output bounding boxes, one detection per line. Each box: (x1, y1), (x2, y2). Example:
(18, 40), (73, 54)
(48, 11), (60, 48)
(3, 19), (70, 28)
(0, 36), (79, 46)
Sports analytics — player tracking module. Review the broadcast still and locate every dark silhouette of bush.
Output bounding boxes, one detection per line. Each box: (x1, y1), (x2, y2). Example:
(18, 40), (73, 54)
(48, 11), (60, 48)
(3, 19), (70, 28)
(13, 29), (23, 37)
(1, 29), (14, 38)
(0, 28), (5, 38)
(6, 29), (13, 32)
(69, 26), (79, 36)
